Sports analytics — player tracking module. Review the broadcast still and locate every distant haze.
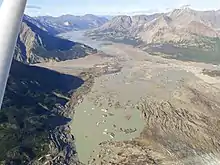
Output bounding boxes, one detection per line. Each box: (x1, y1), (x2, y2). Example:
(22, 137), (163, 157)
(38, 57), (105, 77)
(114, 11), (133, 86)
(0, 0), (219, 16)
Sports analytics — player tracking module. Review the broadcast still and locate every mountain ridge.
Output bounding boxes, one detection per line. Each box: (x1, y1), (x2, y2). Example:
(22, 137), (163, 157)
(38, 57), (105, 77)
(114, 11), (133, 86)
(15, 15), (97, 64)
(34, 14), (109, 34)
(86, 7), (220, 63)
(1, 60), (83, 164)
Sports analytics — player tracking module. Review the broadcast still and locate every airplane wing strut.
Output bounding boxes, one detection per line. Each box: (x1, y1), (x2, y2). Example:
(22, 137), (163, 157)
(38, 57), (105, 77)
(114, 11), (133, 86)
(0, 0), (27, 108)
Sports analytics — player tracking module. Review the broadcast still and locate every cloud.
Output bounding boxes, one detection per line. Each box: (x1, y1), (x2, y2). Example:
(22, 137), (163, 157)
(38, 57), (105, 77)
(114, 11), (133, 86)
(26, 5), (41, 10)
(180, 4), (191, 9)
(176, 0), (191, 7)
(109, 9), (162, 16)
(129, 9), (160, 14)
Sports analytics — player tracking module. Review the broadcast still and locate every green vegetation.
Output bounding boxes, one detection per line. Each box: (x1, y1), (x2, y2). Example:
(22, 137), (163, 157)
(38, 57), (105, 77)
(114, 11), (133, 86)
(32, 43), (97, 62)
(144, 37), (220, 64)
(202, 69), (220, 77)
(0, 61), (84, 164)
(107, 37), (143, 46)
(88, 32), (143, 47)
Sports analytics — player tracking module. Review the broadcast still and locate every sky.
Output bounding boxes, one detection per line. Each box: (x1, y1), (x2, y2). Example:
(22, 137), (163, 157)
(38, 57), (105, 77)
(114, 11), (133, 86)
(1, 0), (220, 16)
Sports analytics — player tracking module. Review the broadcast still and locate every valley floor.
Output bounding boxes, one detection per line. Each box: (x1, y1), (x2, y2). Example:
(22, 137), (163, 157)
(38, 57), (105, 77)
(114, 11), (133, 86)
(36, 43), (220, 165)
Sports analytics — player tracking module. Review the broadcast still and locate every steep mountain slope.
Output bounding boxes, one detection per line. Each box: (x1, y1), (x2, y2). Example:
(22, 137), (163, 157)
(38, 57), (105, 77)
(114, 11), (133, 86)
(138, 14), (219, 43)
(23, 15), (60, 35)
(88, 8), (220, 42)
(87, 8), (220, 63)
(183, 21), (219, 37)
(14, 16), (97, 64)
(92, 14), (161, 33)
(0, 60), (84, 164)
(138, 15), (174, 43)
(168, 7), (220, 28)
(86, 14), (161, 45)
(138, 10), (220, 63)
(35, 14), (108, 34)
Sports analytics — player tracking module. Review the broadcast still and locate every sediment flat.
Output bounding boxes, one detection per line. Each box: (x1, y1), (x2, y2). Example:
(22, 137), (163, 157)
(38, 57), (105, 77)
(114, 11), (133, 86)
(37, 43), (220, 165)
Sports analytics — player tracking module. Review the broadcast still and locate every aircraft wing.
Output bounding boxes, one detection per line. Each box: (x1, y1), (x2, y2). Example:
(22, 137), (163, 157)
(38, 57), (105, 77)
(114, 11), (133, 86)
(0, 0), (27, 107)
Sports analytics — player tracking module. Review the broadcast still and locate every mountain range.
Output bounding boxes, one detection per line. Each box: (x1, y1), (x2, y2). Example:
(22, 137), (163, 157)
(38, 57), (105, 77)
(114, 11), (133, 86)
(88, 8), (220, 40)
(30, 14), (108, 35)
(14, 15), (97, 64)
(86, 7), (220, 64)
(2, 7), (220, 164)
(0, 13), (99, 164)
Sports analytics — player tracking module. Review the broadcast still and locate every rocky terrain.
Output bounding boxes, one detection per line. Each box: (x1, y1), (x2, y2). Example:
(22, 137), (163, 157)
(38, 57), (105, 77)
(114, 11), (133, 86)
(202, 69), (220, 77)
(37, 42), (220, 165)
(86, 7), (220, 64)
(87, 44), (220, 165)
(86, 14), (161, 42)
(2, 7), (220, 165)
(0, 60), (86, 165)
(14, 15), (97, 64)
(0, 14), (100, 165)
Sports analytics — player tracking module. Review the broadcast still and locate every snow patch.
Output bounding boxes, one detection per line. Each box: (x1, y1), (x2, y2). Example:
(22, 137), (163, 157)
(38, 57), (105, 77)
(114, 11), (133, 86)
(64, 21), (70, 26)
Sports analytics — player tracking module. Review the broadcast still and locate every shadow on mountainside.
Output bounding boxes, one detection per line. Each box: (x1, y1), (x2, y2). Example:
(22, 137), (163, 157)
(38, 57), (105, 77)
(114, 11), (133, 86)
(0, 60), (84, 164)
